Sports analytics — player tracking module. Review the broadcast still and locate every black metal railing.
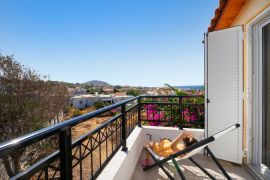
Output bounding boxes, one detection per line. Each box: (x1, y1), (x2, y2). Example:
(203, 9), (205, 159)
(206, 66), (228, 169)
(139, 95), (204, 129)
(0, 95), (203, 180)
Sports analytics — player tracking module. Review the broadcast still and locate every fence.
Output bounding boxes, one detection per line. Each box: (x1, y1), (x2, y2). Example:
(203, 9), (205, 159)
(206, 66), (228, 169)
(0, 95), (203, 179)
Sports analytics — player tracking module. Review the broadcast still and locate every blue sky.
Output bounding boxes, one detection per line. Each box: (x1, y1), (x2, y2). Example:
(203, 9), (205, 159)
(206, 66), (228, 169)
(0, 0), (218, 87)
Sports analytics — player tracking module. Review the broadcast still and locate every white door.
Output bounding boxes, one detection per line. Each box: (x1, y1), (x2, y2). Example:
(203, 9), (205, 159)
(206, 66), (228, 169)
(205, 26), (243, 164)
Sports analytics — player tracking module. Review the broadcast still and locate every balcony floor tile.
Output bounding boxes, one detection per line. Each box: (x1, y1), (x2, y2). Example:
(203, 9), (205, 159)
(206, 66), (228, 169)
(132, 151), (254, 180)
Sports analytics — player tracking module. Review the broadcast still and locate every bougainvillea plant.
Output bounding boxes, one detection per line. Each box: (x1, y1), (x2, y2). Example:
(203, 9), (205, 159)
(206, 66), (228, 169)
(144, 104), (165, 126)
(144, 101), (204, 128)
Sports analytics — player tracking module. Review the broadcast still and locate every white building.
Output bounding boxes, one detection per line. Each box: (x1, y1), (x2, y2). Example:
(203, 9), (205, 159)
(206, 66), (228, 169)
(71, 93), (133, 109)
(113, 95), (134, 104)
(144, 90), (158, 96)
(71, 94), (113, 109)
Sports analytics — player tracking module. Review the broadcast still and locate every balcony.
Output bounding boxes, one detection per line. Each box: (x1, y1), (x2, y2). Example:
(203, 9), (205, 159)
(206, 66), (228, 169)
(0, 96), (253, 179)
(99, 126), (253, 180)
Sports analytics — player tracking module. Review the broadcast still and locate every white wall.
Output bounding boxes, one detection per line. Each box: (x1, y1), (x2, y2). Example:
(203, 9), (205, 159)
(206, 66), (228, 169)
(85, 97), (99, 106)
(72, 98), (86, 109)
(113, 96), (133, 104)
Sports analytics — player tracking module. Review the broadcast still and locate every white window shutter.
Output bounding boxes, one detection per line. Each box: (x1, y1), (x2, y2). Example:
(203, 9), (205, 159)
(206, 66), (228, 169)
(205, 26), (243, 164)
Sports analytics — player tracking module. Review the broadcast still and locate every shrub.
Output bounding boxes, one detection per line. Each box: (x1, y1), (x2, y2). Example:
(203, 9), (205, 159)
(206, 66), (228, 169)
(94, 100), (105, 110)
(104, 102), (112, 106)
(72, 109), (82, 117)
(127, 89), (140, 96)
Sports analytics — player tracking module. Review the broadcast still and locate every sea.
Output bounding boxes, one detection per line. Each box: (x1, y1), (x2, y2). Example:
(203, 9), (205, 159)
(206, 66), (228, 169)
(175, 85), (204, 90)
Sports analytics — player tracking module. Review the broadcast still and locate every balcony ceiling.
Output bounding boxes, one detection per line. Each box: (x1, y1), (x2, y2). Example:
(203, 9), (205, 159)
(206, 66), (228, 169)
(208, 0), (247, 32)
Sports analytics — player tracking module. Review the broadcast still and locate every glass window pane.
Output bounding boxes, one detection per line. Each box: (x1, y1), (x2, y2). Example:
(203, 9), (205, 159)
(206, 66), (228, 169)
(262, 23), (270, 167)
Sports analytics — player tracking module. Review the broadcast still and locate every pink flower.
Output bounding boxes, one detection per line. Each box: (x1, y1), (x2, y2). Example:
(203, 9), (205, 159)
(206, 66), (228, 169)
(145, 104), (161, 126)
(183, 108), (198, 122)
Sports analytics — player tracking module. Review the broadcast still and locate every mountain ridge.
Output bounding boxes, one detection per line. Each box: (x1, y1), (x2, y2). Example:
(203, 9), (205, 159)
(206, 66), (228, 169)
(83, 80), (112, 87)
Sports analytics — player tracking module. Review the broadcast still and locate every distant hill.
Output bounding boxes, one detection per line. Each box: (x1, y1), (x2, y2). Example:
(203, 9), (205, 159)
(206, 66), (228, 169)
(83, 80), (111, 87)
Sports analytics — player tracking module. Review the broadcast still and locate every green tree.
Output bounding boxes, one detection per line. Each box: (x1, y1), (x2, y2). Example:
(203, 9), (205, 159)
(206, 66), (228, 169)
(86, 87), (96, 94)
(0, 55), (69, 178)
(164, 83), (188, 96)
(127, 89), (140, 96)
(72, 108), (82, 117)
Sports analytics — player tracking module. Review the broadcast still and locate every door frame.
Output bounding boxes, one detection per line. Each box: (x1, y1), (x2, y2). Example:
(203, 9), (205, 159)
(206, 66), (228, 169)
(246, 5), (270, 178)
(204, 33), (208, 139)
(253, 17), (270, 167)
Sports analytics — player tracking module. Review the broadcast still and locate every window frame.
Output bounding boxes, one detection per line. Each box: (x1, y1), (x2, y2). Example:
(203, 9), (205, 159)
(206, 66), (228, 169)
(251, 13), (270, 178)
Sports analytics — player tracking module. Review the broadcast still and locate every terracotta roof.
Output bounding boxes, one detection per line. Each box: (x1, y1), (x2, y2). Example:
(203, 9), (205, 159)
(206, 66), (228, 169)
(208, 0), (247, 32)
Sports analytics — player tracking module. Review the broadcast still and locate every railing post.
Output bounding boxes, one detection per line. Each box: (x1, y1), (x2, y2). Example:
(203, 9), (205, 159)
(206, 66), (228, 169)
(138, 97), (142, 127)
(178, 97), (183, 130)
(121, 104), (128, 151)
(59, 127), (72, 180)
